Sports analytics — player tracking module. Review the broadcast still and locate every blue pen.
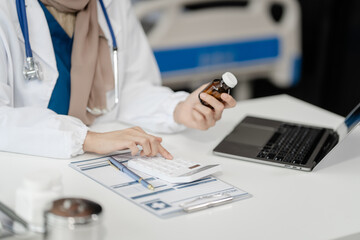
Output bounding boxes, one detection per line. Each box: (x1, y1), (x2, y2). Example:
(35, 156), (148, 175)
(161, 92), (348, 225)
(108, 157), (154, 191)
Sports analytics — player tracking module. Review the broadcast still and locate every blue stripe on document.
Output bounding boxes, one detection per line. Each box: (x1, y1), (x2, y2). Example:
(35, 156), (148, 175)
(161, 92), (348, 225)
(176, 178), (217, 189)
(111, 178), (156, 189)
(80, 163), (109, 171)
(111, 181), (139, 189)
(173, 176), (212, 188)
(131, 188), (175, 200)
(154, 184), (167, 189)
(77, 159), (108, 167)
(71, 155), (108, 164)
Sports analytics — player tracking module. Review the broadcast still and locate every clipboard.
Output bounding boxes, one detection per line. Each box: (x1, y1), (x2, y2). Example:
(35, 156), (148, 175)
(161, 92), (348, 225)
(69, 153), (251, 218)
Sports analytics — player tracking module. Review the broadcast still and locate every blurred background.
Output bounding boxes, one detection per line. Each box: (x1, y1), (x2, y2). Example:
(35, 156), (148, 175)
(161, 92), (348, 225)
(131, 0), (360, 117)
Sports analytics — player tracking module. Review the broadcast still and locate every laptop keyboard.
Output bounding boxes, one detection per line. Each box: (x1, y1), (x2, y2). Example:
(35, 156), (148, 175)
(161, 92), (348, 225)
(256, 124), (323, 165)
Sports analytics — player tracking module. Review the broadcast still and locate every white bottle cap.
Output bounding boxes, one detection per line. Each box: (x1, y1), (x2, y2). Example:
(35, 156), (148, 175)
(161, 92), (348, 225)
(222, 72), (238, 88)
(23, 170), (62, 192)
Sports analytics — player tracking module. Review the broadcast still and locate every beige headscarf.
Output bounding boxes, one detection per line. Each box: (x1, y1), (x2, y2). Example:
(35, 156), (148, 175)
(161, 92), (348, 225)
(40, 0), (115, 125)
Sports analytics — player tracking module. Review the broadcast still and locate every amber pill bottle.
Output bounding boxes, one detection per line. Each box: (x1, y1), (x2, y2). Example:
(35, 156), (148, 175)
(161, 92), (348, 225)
(199, 72), (238, 108)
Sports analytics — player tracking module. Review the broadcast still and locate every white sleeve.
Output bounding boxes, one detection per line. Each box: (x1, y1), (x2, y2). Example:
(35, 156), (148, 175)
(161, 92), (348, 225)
(116, 0), (189, 134)
(0, 107), (88, 158)
(0, 34), (88, 159)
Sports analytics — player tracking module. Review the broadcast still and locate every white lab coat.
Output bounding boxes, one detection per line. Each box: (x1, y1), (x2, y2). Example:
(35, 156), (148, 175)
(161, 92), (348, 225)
(0, 0), (188, 158)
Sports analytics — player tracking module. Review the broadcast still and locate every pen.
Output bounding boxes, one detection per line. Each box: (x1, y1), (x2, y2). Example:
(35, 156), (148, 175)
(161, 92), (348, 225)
(108, 158), (154, 191)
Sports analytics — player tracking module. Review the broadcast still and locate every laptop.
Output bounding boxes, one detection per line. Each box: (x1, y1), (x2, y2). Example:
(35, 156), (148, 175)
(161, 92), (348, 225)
(213, 102), (360, 171)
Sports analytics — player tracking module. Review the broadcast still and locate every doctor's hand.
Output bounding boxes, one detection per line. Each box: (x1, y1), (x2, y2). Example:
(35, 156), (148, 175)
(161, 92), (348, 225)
(173, 83), (237, 130)
(83, 127), (173, 159)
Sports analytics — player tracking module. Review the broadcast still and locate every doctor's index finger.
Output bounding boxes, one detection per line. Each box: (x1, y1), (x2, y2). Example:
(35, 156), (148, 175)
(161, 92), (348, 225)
(158, 144), (173, 160)
(128, 127), (171, 158)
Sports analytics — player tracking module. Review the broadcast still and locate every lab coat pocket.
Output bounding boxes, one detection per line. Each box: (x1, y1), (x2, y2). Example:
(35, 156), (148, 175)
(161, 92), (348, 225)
(0, 82), (11, 106)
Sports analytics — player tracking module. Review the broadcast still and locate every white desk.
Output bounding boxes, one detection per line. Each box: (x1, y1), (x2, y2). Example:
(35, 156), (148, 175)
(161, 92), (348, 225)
(1, 95), (360, 240)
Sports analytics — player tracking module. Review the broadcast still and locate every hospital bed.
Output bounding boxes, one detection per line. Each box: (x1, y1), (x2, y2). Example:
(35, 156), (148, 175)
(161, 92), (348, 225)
(134, 0), (301, 98)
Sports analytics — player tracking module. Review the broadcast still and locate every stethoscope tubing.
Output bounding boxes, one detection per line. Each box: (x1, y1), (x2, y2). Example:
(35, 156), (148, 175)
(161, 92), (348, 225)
(16, 0), (33, 58)
(98, 0), (117, 50)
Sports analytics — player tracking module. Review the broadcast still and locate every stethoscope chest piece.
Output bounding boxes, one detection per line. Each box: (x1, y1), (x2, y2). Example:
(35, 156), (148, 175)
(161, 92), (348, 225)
(23, 57), (42, 81)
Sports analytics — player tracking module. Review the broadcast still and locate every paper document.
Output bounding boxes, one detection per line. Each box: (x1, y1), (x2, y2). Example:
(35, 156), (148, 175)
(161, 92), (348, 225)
(69, 153), (251, 218)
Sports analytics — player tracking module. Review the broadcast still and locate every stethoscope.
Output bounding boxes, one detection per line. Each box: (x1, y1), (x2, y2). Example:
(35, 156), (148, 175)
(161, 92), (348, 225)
(15, 0), (119, 115)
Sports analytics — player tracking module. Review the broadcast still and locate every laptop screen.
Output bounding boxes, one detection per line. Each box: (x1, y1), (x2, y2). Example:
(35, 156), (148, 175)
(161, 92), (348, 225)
(344, 102), (360, 132)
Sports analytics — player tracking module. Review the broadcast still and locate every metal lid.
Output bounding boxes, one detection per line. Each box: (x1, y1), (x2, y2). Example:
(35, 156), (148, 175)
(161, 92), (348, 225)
(45, 198), (102, 227)
(222, 72), (238, 88)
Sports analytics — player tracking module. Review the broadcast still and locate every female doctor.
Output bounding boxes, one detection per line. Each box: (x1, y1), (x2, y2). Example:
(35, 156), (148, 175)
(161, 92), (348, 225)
(0, 0), (236, 159)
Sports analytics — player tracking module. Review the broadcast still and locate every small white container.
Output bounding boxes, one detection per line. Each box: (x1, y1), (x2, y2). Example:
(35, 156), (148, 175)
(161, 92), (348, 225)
(15, 170), (63, 233)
